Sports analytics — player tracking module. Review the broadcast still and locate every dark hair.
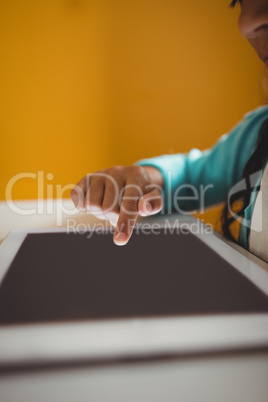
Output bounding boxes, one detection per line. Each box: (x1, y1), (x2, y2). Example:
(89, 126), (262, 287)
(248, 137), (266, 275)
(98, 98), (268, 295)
(229, 0), (241, 8)
(222, 118), (268, 242)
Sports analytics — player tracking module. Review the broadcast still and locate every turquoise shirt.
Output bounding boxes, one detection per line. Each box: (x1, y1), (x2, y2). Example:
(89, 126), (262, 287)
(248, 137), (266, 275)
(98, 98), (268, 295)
(137, 106), (268, 249)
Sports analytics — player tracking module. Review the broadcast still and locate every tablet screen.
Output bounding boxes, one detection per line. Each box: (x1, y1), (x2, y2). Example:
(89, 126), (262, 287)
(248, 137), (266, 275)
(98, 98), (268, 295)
(0, 229), (268, 325)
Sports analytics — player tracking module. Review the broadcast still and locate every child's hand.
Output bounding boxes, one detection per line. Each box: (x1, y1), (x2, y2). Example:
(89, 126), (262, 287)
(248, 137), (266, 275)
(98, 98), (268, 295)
(70, 165), (164, 245)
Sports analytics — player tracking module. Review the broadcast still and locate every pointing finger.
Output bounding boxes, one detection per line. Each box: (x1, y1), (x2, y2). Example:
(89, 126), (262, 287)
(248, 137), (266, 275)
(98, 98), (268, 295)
(113, 183), (143, 246)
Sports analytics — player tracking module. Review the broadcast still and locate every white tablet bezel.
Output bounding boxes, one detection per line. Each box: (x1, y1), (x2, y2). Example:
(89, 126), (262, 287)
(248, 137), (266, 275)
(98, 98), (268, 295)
(0, 218), (268, 368)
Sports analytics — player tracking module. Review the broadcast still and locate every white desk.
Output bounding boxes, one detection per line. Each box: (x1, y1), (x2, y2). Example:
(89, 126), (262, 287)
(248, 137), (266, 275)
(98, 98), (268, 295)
(0, 198), (108, 243)
(0, 199), (268, 402)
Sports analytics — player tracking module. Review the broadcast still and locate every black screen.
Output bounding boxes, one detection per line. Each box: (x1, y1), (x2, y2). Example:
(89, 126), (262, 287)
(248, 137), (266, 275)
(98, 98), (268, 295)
(0, 228), (268, 325)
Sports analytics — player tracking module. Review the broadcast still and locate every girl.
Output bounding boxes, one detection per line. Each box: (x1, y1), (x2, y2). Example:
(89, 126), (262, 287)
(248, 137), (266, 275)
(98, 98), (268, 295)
(71, 0), (268, 262)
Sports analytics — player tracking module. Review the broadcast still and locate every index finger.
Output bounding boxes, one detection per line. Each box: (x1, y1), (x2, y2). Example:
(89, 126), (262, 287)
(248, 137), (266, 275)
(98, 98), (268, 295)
(113, 183), (143, 246)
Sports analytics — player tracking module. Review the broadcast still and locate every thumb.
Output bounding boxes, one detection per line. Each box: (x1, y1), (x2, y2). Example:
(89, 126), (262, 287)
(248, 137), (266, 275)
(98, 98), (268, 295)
(138, 188), (163, 217)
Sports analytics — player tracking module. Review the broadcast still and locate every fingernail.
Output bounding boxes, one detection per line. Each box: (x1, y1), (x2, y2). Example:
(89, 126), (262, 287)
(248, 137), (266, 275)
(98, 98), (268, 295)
(114, 232), (127, 245)
(140, 201), (152, 216)
(145, 201), (152, 213)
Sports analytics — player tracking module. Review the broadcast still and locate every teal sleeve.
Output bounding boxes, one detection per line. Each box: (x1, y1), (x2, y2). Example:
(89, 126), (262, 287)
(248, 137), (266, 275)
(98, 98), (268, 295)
(136, 106), (268, 213)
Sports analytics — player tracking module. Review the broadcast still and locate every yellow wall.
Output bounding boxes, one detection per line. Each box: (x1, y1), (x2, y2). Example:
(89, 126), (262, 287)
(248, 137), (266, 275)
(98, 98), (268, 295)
(0, 0), (264, 202)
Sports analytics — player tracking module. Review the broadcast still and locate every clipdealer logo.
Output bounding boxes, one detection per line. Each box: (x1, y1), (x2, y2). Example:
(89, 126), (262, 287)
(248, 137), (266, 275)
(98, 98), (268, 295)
(5, 169), (263, 232)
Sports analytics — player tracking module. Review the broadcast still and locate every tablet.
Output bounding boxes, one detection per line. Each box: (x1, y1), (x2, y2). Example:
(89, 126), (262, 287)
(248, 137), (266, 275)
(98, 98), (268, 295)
(0, 219), (268, 368)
